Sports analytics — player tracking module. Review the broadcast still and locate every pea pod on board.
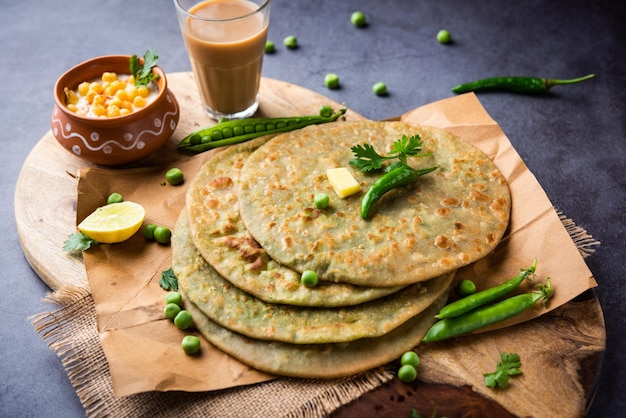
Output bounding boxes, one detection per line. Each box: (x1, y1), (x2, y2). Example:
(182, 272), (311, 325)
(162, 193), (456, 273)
(451, 74), (595, 94)
(360, 164), (438, 219)
(422, 278), (553, 343)
(436, 259), (537, 319)
(177, 107), (347, 154)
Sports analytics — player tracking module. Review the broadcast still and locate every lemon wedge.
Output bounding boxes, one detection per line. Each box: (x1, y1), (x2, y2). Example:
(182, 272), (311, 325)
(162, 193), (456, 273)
(78, 201), (146, 244)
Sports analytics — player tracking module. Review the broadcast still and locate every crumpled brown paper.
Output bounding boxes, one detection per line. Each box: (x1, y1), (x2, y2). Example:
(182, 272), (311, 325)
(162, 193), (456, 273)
(77, 92), (596, 398)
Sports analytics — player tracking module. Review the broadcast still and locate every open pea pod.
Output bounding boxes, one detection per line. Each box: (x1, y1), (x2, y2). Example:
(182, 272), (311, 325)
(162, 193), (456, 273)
(177, 107), (347, 154)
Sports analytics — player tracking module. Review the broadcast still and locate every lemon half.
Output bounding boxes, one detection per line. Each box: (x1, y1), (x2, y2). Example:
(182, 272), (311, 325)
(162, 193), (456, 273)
(78, 201), (146, 243)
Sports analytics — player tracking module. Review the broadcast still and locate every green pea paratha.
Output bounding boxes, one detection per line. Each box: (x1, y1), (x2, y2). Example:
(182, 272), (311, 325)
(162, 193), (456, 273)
(182, 290), (447, 379)
(185, 135), (404, 307)
(173, 212), (454, 345)
(238, 121), (511, 287)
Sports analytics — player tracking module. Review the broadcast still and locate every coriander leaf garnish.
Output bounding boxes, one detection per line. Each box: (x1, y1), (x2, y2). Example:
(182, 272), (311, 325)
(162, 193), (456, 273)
(130, 49), (160, 87)
(350, 134), (438, 219)
(63, 231), (98, 252)
(159, 267), (179, 291)
(484, 352), (522, 389)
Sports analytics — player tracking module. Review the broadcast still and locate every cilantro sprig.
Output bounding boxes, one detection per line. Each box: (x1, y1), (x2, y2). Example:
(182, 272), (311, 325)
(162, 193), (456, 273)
(483, 352), (523, 389)
(349, 134), (431, 173)
(63, 231), (98, 252)
(159, 267), (179, 291)
(130, 49), (160, 87)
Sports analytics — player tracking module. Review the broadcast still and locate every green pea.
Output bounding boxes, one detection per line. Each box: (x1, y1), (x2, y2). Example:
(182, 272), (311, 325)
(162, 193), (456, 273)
(437, 29), (452, 44)
(283, 35), (298, 49)
(351, 11), (367, 27)
(165, 291), (183, 306)
(233, 126), (244, 136)
(107, 192), (124, 204)
(244, 124), (255, 134)
(265, 122), (276, 130)
(154, 226), (172, 245)
(189, 134), (202, 145)
(398, 364), (417, 383)
(301, 270), (319, 287)
(400, 351), (420, 368)
(165, 168), (184, 185)
(319, 105), (332, 118)
(325, 73), (340, 89)
(164, 303), (181, 320)
(314, 193), (329, 209)
(181, 335), (201, 355)
(222, 127), (234, 138)
(276, 121), (287, 129)
(457, 279), (477, 297)
(372, 82), (387, 96)
(265, 40), (276, 53)
(174, 310), (193, 330)
(142, 223), (157, 240)
(201, 135), (211, 144)
(212, 130), (224, 141)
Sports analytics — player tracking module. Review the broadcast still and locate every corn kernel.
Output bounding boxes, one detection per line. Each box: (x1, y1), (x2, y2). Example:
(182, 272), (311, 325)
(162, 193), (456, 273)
(89, 82), (103, 94)
(137, 86), (150, 98)
(92, 94), (105, 106)
(77, 82), (90, 96)
(121, 100), (133, 112)
(133, 95), (147, 108)
(119, 108), (131, 116)
(92, 104), (107, 117)
(102, 72), (117, 83)
(115, 89), (128, 101)
(107, 105), (121, 117)
(66, 103), (78, 113)
(64, 87), (79, 105)
(107, 97), (123, 108)
(125, 84), (137, 100)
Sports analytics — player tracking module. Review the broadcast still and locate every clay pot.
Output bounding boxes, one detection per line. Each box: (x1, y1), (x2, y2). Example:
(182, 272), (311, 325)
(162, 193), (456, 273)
(51, 55), (179, 166)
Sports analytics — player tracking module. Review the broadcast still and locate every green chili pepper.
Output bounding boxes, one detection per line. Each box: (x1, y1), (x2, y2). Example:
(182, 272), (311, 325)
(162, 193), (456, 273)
(437, 259), (537, 319)
(177, 107), (347, 154)
(422, 278), (553, 342)
(360, 164), (438, 219)
(451, 74), (595, 94)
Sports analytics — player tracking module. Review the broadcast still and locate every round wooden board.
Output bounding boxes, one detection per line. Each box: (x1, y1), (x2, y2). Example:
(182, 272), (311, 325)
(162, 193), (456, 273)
(15, 73), (605, 417)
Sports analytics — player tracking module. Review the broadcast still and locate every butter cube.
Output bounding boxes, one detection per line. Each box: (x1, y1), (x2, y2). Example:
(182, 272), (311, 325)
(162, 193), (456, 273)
(326, 167), (361, 198)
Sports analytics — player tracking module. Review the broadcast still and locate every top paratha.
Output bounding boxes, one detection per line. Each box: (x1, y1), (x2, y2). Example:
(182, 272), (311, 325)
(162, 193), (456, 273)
(238, 121), (511, 287)
(185, 136), (404, 307)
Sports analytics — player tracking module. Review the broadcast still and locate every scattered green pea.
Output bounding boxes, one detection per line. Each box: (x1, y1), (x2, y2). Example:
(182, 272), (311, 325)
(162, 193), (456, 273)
(398, 364), (417, 383)
(283, 35), (298, 49)
(181, 335), (201, 355)
(143, 223), (157, 240)
(314, 193), (330, 209)
(325, 73), (340, 89)
(164, 303), (181, 320)
(165, 168), (184, 185)
(107, 192), (124, 204)
(437, 29), (452, 44)
(166, 291), (183, 306)
(457, 279), (477, 297)
(319, 105), (333, 118)
(174, 310), (193, 330)
(372, 82), (387, 96)
(400, 351), (420, 368)
(301, 270), (319, 287)
(265, 40), (276, 53)
(154, 226), (172, 245)
(351, 11), (367, 27)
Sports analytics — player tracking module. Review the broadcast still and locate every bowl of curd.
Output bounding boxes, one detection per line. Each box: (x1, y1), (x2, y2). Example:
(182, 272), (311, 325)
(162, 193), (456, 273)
(51, 54), (179, 166)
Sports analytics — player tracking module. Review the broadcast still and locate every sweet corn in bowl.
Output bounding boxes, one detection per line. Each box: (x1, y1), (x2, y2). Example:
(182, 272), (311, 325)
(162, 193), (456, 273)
(51, 55), (179, 166)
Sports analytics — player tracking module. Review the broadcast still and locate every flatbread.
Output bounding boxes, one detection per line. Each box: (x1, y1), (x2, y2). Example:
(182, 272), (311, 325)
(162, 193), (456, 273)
(183, 290), (447, 379)
(173, 211), (454, 344)
(185, 136), (404, 307)
(238, 121), (511, 287)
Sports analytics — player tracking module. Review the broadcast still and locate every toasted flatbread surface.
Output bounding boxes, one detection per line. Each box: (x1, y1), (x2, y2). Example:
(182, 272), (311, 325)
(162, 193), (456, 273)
(238, 121), (511, 287)
(185, 136), (404, 307)
(173, 212), (453, 344)
(183, 290), (447, 379)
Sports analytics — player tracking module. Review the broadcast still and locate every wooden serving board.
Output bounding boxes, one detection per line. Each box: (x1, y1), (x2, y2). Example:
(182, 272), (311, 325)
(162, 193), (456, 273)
(15, 73), (605, 418)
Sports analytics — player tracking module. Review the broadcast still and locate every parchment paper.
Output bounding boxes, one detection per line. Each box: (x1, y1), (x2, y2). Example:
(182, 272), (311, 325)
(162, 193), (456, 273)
(77, 92), (596, 397)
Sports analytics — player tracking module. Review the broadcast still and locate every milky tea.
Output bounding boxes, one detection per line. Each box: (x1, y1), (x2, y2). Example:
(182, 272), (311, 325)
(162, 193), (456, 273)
(175, 0), (270, 119)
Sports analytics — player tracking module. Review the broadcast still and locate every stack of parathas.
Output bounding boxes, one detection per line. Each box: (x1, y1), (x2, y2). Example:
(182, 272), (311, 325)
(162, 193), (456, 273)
(172, 120), (511, 378)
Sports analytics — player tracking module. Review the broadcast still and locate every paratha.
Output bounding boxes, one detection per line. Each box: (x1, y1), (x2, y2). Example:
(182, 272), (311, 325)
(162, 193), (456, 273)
(238, 121), (511, 287)
(173, 212), (454, 344)
(185, 135), (404, 307)
(182, 291), (447, 379)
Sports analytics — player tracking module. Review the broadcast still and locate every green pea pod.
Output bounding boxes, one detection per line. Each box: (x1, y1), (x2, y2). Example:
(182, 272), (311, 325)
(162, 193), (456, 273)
(360, 164), (438, 219)
(422, 278), (553, 343)
(436, 259), (537, 319)
(177, 107), (347, 153)
(451, 74), (595, 94)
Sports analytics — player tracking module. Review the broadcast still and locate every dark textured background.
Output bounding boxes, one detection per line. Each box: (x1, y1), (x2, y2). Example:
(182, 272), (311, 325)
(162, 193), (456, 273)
(1, 0), (624, 416)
